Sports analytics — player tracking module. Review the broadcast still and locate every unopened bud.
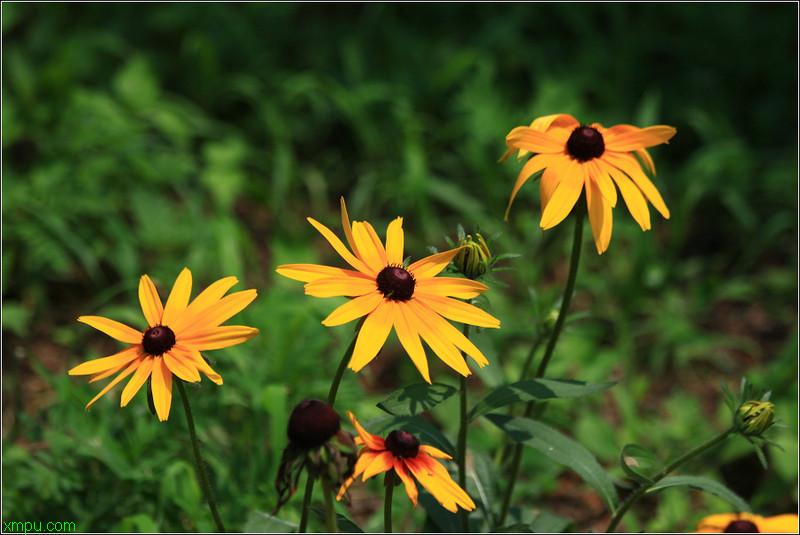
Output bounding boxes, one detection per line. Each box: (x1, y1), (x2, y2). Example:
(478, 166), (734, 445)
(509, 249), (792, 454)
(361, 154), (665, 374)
(456, 234), (491, 280)
(738, 400), (775, 437)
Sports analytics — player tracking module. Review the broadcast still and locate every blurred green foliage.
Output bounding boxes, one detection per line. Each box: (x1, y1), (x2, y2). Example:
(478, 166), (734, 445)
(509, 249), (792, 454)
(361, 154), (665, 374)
(2, 3), (796, 532)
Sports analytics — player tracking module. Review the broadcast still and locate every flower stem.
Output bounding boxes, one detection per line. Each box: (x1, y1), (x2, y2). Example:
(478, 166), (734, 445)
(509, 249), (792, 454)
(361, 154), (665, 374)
(176, 380), (226, 533)
(498, 210), (585, 527)
(299, 333), (359, 533)
(384, 471), (395, 533)
(457, 316), (473, 532)
(320, 476), (338, 533)
(605, 427), (734, 533)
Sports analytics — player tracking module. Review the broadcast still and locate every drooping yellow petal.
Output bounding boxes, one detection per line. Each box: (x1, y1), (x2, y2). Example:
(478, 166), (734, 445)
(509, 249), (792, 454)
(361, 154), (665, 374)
(78, 316), (143, 345)
(505, 153), (565, 221)
(539, 157), (562, 216)
(348, 301), (394, 373)
(505, 126), (567, 154)
(308, 216), (371, 274)
(120, 356), (155, 407)
(171, 345), (223, 385)
(384, 217), (405, 266)
(540, 159), (583, 230)
(275, 264), (366, 283)
(414, 300), (490, 368)
(414, 277), (489, 300)
(603, 124), (676, 151)
(406, 455), (475, 513)
(170, 276), (240, 334)
(352, 221), (388, 274)
(304, 275), (377, 298)
(347, 411), (386, 450)
(407, 248), (462, 280)
(419, 444), (453, 460)
(361, 450), (396, 480)
(586, 159), (617, 207)
(151, 357), (173, 421)
(85, 358), (142, 410)
(183, 289), (258, 332)
(414, 293), (500, 329)
(162, 268), (192, 327)
(322, 290), (383, 327)
(88, 361), (130, 383)
(406, 301), (470, 376)
(163, 350), (202, 383)
(178, 325), (259, 351)
(340, 197), (363, 261)
(586, 176), (613, 255)
(69, 345), (142, 376)
(138, 275), (164, 327)
(602, 151), (670, 218)
(394, 301), (431, 384)
(394, 459), (419, 508)
(600, 159), (651, 231)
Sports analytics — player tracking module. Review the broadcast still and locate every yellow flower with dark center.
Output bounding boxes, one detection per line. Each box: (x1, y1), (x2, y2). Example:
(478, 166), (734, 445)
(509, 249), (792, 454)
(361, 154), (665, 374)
(500, 113), (676, 254)
(336, 411), (475, 513)
(276, 198), (500, 383)
(69, 268), (258, 421)
(694, 512), (799, 533)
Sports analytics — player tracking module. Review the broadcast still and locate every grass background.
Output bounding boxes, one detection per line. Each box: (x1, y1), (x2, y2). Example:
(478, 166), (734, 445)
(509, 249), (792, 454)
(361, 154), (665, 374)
(2, 3), (797, 532)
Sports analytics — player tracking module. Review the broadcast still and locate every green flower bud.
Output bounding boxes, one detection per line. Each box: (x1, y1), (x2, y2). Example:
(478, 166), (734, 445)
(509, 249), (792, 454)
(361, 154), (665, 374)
(456, 234), (491, 280)
(738, 400), (775, 436)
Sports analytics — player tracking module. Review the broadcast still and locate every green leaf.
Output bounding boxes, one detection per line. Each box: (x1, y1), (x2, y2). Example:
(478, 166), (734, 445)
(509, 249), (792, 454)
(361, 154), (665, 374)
(243, 511), (298, 533)
(310, 508), (364, 533)
(377, 382), (458, 416)
(470, 379), (616, 421)
(485, 414), (619, 514)
(619, 444), (663, 484)
(647, 475), (751, 513)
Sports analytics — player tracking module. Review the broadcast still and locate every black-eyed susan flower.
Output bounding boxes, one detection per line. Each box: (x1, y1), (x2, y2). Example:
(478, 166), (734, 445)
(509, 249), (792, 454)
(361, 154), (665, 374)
(336, 411), (475, 514)
(500, 113), (676, 254)
(694, 512), (798, 533)
(275, 198), (500, 383)
(69, 268), (258, 421)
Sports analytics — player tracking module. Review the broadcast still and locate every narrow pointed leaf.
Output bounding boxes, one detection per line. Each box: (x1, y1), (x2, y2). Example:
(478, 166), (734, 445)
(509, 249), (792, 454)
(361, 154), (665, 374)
(377, 382), (458, 416)
(646, 475), (751, 513)
(470, 379), (616, 421)
(486, 414), (619, 514)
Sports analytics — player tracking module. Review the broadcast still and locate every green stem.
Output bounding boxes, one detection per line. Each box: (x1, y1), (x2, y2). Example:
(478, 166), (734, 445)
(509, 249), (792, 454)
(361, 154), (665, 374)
(384, 471), (395, 533)
(605, 428), (734, 533)
(457, 316), (473, 532)
(320, 476), (338, 533)
(298, 471), (314, 533)
(177, 380), (227, 533)
(498, 210), (585, 528)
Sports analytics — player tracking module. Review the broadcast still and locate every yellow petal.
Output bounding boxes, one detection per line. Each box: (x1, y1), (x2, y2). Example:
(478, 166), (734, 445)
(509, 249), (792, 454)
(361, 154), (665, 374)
(162, 268), (192, 327)
(414, 293), (500, 329)
(347, 411), (386, 451)
(163, 350), (202, 382)
(532, 113), (579, 132)
(88, 361), (130, 383)
(505, 153), (564, 221)
(407, 248), (462, 280)
(138, 275), (164, 327)
(120, 356), (155, 407)
(361, 450), (396, 480)
(394, 459), (419, 508)
(586, 159), (617, 207)
(539, 159), (561, 215)
(600, 159), (651, 231)
(151, 357), (173, 421)
(414, 277), (489, 299)
(170, 276), (240, 334)
(181, 289), (257, 333)
(178, 325), (259, 351)
(275, 264), (366, 283)
(340, 197), (363, 261)
(603, 124), (676, 151)
(419, 444), (452, 460)
(384, 217), (405, 266)
(84, 357), (142, 410)
(761, 514), (799, 533)
(352, 221), (388, 274)
(322, 290), (383, 327)
(78, 316), (143, 344)
(394, 302), (431, 384)
(414, 300), (490, 368)
(406, 455), (475, 513)
(304, 275), (377, 298)
(172, 345), (223, 385)
(603, 152), (670, 219)
(586, 177), (613, 255)
(308, 216), (371, 275)
(540, 159), (583, 230)
(505, 126), (566, 154)
(406, 301), (470, 376)
(348, 301), (394, 373)
(69, 345), (142, 376)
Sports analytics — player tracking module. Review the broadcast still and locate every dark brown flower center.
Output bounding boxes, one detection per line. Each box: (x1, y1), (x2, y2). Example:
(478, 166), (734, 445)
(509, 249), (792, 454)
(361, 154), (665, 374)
(384, 430), (419, 458)
(142, 325), (176, 356)
(566, 126), (605, 162)
(376, 266), (415, 301)
(724, 520), (760, 533)
(287, 399), (341, 448)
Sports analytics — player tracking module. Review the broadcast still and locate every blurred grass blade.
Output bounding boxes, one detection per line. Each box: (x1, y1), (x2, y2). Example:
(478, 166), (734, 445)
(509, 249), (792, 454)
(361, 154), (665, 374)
(486, 414), (619, 515)
(243, 511), (298, 533)
(470, 379), (616, 422)
(647, 475), (751, 513)
(377, 382), (458, 416)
